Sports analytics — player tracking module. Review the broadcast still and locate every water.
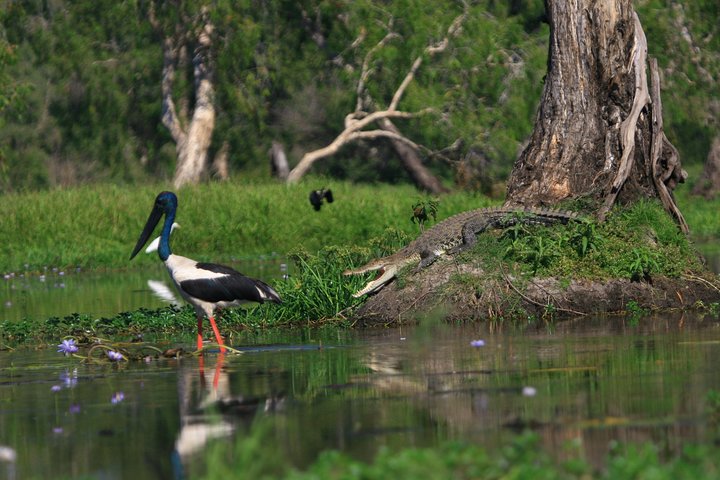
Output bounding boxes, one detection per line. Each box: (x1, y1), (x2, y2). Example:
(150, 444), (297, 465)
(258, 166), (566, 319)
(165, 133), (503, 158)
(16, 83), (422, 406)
(1, 258), (286, 323)
(1, 248), (719, 477)
(2, 314), (720, 478)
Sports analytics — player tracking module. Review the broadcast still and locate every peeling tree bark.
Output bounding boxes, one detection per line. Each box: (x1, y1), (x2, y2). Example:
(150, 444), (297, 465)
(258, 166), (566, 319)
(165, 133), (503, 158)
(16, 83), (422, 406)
(505, 0), (687, 232)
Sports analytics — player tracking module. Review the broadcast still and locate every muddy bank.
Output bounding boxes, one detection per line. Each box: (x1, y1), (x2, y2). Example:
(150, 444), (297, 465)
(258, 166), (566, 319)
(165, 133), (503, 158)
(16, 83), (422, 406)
(352, 258), (720, 326)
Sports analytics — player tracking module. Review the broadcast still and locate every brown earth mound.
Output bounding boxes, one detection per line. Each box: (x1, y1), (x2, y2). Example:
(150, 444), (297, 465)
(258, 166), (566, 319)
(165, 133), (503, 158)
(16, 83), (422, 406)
(352, 258), (720, 326)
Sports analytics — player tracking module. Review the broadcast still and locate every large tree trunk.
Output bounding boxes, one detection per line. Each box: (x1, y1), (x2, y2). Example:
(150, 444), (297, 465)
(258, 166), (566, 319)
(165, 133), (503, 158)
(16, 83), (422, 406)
(505, 0), (687, 232)
(692, 136), (720, 199)
(156, 7), (216, 189)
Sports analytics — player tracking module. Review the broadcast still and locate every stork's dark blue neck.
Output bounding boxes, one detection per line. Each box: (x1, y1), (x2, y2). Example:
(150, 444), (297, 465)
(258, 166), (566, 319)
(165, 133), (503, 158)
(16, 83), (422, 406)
(157, 208), (176, 261)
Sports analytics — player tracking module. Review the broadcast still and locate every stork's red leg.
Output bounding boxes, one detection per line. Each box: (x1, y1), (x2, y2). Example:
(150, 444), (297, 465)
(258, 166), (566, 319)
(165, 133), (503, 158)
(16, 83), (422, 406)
(208, 315), (226, 353)
(197, 315), (204, 352)
(198, 354), (206, 388)
(213, 352), (225, 389)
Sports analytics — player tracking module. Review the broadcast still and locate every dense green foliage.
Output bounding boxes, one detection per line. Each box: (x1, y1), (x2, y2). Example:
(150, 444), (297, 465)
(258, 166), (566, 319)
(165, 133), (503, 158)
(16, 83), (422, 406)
(494, 199), (703, 280)
(1, 1), (717, 192)
(199, 426), (720, 480)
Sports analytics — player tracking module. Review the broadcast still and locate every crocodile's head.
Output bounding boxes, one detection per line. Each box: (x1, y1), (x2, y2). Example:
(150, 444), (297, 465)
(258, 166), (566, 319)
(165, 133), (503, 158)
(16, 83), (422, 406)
(345, 264), (399, 298)
(343, 256), (403, 298)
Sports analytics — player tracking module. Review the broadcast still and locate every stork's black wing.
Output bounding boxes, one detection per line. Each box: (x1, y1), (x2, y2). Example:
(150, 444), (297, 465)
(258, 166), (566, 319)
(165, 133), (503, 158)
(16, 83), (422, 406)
(180, 262), (282, 304)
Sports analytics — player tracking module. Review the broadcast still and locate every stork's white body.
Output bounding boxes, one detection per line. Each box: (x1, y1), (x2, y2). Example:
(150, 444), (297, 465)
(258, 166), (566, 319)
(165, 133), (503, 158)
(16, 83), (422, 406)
(164, 254), (281, 319)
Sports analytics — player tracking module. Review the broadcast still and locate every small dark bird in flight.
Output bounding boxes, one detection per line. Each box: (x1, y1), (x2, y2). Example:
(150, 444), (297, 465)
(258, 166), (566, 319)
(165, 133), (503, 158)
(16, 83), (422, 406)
(309, 188), (334, 211)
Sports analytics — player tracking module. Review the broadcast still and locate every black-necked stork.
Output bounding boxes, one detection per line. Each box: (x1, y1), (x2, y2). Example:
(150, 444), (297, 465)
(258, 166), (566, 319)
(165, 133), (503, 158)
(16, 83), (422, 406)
(145, 222), (180, 254)
(129, 191), (282, 353)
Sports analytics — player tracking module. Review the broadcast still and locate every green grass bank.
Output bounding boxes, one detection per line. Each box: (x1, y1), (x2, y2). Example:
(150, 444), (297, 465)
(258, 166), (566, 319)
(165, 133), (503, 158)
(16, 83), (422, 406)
(1, 179), (717, 275)
(0, 179), (494, 273)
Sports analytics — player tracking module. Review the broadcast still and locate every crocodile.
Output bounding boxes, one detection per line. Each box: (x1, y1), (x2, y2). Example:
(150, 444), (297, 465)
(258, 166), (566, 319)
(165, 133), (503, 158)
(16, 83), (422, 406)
(344, 207), (580, 297)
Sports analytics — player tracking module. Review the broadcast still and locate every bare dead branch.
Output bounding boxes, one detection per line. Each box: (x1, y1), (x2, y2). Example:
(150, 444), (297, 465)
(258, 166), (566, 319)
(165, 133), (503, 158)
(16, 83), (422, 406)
(356, 30), (400, 112)
(389, 6), (468, 111)
(287, 5), (469, 184)
(349, 129), (422, 149)
(287, 109), (433, 182)
(598, 12), (650, 221)
(649, 58), (689, 233)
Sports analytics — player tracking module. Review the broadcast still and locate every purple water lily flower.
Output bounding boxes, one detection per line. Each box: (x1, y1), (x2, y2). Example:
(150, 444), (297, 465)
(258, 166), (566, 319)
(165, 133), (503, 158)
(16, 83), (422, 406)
(51, 385), (62, 392)
(57, 339), (79, 355)
(111, 392), (125, 404)
(107, 350), (124, 362)
(470, 339), (485, 347)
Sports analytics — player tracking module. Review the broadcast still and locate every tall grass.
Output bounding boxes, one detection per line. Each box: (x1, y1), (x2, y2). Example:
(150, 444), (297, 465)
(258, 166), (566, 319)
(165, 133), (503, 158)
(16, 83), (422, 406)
(0, 178), (494, 273)
(2, 179), (716, 275)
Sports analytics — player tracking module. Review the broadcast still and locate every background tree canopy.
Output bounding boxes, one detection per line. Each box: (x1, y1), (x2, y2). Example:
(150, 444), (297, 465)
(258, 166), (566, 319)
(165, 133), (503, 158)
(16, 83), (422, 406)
(0, 0), (717, 193)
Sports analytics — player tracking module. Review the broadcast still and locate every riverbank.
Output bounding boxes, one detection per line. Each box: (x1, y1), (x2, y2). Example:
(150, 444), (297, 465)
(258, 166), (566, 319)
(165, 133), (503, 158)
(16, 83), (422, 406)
(351, 199), (720, 325)
(1, 182), (719, 343)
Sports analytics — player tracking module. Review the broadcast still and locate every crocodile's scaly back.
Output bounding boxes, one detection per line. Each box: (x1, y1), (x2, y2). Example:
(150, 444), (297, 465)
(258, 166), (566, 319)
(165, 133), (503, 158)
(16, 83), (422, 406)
(344, 206), (580, 297)
(410, 207), (577, 258)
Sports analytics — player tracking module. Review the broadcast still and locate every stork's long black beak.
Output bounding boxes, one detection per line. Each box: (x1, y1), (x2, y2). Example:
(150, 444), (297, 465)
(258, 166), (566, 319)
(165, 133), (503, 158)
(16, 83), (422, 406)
(129, 204), (164, 260)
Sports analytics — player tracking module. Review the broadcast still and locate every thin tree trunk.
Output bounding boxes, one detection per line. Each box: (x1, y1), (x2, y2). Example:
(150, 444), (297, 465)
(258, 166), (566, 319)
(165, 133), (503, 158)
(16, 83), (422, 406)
(505, 0), (687, 232)
(156, 7), (216, 189)
(269, 141), (289, 180)
(692, 136), (720, 199)
(212, 141), (229, 180)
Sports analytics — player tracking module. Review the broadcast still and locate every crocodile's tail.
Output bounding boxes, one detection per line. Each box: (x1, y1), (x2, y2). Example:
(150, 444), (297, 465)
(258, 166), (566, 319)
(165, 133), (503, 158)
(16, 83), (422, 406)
(490, 207), (581, 228)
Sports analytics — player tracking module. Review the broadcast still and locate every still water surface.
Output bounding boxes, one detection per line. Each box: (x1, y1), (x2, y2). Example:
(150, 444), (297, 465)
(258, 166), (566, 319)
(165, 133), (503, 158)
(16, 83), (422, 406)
(1, 249), (719, 477)
(2, 315), (720, 478)
(1, 257), (286, 323)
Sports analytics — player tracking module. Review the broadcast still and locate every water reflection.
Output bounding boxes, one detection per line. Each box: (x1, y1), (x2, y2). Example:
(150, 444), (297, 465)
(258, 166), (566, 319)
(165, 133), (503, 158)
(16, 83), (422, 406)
(173, 352), (287, 478)
(2, 314), (720, 478)
(174, 353), (234, 475)
(147, 279), (182, 306)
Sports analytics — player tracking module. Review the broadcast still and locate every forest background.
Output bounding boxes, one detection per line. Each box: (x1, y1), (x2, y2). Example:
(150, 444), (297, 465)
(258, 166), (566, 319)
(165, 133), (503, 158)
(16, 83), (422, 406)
(0, 0), (718, 195)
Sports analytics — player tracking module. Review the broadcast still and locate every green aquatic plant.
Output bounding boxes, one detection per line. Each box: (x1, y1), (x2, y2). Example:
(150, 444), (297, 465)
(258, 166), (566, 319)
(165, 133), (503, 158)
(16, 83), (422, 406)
(568, 218), (600, 257)
(200, 427), (720, 480)
(411, 198), (440, 231)
(627, 247), (661, 282)
(625, 301), (649, 326)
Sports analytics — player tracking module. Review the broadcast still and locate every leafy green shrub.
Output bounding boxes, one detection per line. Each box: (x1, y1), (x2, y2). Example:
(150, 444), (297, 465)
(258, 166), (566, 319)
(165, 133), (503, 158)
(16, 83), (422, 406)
(495, 200), (702, 282)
